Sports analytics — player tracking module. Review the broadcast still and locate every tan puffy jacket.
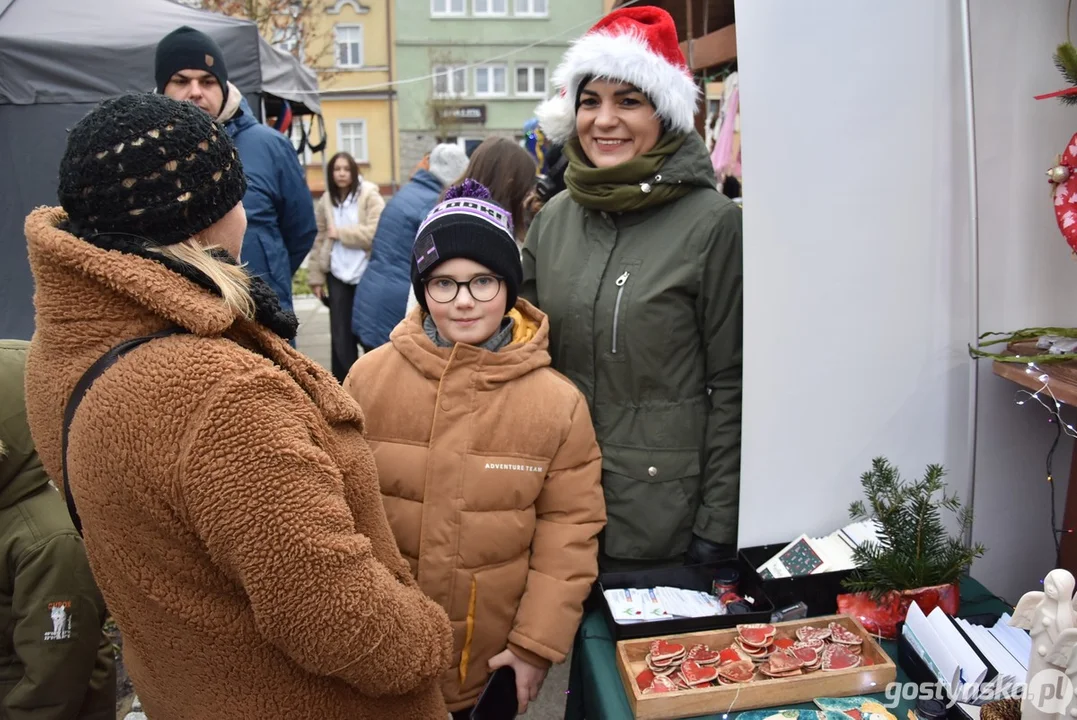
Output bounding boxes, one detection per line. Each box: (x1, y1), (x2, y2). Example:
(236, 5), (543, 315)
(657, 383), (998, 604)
(343, 301), (606, 711)
(308, 181), (385, 287)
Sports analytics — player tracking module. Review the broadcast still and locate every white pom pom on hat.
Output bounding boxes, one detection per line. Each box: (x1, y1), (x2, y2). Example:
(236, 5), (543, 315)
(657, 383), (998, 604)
(535, 6), (700, 144)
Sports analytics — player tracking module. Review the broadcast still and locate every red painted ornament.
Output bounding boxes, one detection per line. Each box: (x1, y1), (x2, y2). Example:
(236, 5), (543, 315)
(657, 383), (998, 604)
(1050, 131), (1077, 255)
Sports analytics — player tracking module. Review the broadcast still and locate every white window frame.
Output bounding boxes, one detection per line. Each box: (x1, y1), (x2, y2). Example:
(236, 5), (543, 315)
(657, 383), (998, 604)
(473, 64), (508, 98)
(514, 0), (548, 17)
(514, 63), (547, 98)
(337, 119), (369, 164)
(334, 24), (364, 68)
(472, 0), (507, 16)
(433, 64), (468, 98)
(431, 0), (466, 17)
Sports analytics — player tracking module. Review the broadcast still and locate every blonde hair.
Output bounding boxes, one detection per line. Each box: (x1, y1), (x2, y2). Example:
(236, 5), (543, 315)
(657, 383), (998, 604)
(151, 240), (255, 319)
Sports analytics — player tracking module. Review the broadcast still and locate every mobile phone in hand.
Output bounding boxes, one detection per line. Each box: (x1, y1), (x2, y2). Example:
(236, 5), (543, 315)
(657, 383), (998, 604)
(470, 666), (517, 720)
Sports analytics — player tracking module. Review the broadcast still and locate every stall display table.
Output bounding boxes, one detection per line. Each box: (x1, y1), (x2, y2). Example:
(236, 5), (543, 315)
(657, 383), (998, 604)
(565, 576), (1011, 719)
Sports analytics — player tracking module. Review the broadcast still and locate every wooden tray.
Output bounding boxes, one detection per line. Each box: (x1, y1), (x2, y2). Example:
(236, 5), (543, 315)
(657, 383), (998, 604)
(615, 614), (897, 720)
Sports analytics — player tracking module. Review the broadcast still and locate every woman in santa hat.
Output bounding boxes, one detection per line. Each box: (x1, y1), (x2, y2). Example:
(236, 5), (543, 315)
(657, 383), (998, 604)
(522, 5), (743, 574)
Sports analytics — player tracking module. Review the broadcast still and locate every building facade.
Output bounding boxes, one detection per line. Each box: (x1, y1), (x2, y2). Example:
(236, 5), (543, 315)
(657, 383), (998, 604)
(304, 0), (398, 192)
(394, 0), (605, 177)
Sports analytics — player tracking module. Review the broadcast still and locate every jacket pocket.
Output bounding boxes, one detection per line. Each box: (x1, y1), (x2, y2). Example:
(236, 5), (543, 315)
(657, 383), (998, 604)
(600, 446), (701, 560)
(456, 558), (528, 696)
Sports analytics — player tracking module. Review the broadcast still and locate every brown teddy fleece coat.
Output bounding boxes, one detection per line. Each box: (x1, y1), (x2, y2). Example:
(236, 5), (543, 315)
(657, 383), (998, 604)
(22, 207), (454, 720)
(343, 302), (606, 711)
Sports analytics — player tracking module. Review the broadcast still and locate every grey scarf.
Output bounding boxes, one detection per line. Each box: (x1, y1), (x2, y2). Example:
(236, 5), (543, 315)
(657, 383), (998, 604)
(423, 314), (515, 352)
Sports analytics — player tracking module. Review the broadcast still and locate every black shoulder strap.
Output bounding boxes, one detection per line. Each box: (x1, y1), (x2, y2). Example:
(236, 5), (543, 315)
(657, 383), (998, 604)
(61, 327), (188, 535)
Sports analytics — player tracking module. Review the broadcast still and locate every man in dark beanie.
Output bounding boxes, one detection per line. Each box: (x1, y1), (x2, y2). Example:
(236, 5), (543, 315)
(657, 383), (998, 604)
(155, 25), (230, 117)
(155, 26), (317, 320)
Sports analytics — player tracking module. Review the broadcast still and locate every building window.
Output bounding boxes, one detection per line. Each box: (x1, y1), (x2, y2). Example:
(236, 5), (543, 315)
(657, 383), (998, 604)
(431, 0), (465, 16)
(515, 63), (547, 97)
(335, 25), (363, 68)
(474, 65), (507, 97)
(338, 120), (368, 163)
(473, 0), (507, 15)
(433, 65), (467, 97)
(514, 0), (547, 17)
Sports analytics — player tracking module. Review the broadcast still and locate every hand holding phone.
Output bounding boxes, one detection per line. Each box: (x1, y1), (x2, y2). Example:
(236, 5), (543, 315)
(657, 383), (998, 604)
(477, 647), (549, 717)
(470, 666), (517, 720)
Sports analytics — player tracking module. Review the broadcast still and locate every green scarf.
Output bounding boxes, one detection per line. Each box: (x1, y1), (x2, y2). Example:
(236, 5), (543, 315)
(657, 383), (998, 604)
(563, 132), (691, 213)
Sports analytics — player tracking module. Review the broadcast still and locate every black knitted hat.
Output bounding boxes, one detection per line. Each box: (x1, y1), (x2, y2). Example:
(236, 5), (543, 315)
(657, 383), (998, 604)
(155, 26), (230, 106)
(411, 179), (522, 314)
(58, 93), (247, 245)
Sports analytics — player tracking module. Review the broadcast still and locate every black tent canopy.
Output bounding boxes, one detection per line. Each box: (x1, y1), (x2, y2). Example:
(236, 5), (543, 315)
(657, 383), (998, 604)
(0, 0), (320, 339)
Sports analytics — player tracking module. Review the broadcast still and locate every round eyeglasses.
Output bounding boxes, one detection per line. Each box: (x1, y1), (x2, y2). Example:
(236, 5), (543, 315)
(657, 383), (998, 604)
(424, 275), (503, 304)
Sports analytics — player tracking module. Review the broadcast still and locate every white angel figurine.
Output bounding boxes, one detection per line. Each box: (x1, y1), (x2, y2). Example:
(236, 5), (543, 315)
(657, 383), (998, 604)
(1012, 569), (1077, 720)
(1046, 627), (1077, 719)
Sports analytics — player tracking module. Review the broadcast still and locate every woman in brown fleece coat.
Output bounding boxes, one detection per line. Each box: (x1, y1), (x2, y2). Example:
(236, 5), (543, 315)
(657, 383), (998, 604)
(344, 181), (606, 717)
(22, 93), (453, 720)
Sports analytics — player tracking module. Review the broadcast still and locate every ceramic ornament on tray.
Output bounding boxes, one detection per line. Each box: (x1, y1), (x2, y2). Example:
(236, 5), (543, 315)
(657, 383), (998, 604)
(1010, 568), (1077, 720)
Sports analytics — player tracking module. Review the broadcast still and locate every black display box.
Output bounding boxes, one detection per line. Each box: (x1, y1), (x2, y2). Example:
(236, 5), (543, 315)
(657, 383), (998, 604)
(597, 558), (775, 641)
(738, 542), (855, 618)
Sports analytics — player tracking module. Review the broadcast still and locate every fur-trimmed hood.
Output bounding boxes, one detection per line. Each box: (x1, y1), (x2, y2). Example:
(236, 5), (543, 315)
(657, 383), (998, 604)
(25, 207), (297, 340)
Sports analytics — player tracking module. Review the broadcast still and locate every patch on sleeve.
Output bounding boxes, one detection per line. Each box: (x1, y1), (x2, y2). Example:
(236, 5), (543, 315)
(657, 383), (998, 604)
(44, 600), (72, 641)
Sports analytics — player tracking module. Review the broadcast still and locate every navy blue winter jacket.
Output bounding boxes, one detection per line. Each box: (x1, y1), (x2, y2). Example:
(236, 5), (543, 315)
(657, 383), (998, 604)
(225, 99), (316, 313)
(352, 170), (444, 348)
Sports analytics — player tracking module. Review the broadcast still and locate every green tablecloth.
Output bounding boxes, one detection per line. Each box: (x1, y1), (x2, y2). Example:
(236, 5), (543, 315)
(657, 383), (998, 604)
(564, 576), (1011, 719)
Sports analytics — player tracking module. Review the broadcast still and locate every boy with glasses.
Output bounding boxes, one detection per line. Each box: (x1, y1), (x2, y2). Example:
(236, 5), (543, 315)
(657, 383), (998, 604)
(343, 180), (606, 718)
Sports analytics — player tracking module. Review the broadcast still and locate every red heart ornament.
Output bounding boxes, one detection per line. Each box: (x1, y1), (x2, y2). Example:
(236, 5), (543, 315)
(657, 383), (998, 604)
(716, 659), (755, 683)
(795, 626), (831, 643)
(635, 668), (655, 690)
(719, 647), (743, 665)
(680, 660), (719, 686)
(1052, 131), (1077, 254)
(828, 622), (863, 645)
(820, 644), (862, 671)
(650, 639), (686, 661)
(766, 649), (804, 673)
(643, 675), (678, 694)
(687, 644), (722, 665)
(790, 645), (819, 666)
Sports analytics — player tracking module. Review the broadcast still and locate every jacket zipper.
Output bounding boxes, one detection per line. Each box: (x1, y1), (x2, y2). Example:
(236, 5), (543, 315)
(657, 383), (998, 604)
(611, 271), (630, 354)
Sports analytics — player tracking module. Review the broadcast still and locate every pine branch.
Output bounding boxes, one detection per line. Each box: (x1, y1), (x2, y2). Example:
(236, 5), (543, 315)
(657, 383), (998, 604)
(1056, 43), (1077, 105)
(843, 458), (985, 595)
(1057, 42), (1077, 86)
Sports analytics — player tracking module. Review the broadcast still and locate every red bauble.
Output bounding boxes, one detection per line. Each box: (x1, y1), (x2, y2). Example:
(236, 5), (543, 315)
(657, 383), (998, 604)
(1052, 131), (1077, 255)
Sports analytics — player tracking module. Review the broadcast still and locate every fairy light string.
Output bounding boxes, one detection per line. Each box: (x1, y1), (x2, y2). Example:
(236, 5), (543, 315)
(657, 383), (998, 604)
(1013, 358), (1075, 567)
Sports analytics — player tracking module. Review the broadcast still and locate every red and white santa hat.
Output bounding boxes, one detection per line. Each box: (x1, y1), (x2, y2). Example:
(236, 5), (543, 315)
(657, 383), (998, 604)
(535, 6), (700, 144)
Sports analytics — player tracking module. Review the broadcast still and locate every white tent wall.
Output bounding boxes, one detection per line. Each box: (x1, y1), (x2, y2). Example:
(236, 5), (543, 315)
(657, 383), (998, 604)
(737, 0), (1077, 602)
(736, 0), (974, 552)
(968, 0), (1077, 602)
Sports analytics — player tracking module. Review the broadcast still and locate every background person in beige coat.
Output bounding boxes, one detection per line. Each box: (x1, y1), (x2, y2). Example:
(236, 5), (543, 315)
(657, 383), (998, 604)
(308, 151), (385, 381)
(344, 181), (606, 717)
